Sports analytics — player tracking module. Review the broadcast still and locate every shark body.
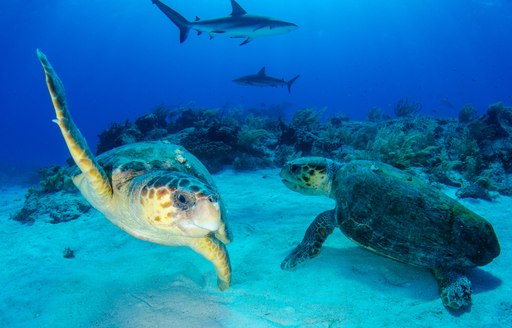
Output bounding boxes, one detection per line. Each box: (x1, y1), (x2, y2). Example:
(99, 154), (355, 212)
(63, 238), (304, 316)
(233, 67), (300, 93)
(152, 0), (298, 45)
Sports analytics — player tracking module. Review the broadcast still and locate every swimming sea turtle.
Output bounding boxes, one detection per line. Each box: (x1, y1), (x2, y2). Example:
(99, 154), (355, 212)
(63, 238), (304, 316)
(279, 157), (500, 309)
(36, 50), (231, 290)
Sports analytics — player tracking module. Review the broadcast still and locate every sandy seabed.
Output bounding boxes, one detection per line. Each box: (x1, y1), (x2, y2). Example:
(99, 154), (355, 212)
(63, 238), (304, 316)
(0, 169), (510, 328)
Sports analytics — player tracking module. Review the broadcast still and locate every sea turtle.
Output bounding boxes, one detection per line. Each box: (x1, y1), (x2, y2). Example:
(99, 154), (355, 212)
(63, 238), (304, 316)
(36, 49), (231, 290)
(279, 157), (500, 309)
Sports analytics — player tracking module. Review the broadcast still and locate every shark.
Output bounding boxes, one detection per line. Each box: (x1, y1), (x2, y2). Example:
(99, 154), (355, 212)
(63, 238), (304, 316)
(233, 67), (300, 93)
(152, 0), (298, 45)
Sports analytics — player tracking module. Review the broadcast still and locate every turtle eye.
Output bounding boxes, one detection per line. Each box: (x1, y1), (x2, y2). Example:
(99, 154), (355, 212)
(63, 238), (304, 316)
(173, 190), (196, 210)
(207, 194), (218, 203)
(290, 164), (300, 174)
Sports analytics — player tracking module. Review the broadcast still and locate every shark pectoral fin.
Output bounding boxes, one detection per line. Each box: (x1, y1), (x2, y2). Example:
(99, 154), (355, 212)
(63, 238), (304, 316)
(208, 30), (225, 40)
(253, 25), (267, 32)
(230, 0), (247, 17)
(240, 37), (253, 46)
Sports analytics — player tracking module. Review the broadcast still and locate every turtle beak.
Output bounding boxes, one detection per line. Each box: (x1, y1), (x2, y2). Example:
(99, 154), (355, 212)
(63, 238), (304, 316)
(191, 199), (221, 232)
(279, 165), (328, 196)
(281, 177), (300, 192)
(280, 166), (301, 191)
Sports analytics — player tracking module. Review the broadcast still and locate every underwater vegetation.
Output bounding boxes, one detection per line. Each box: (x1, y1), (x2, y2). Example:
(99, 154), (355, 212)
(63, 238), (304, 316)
(393, 98), (422, 117)
(10, 165), (91, 224)
(13, 100), (512, 224)
(94, 101), (512, 198)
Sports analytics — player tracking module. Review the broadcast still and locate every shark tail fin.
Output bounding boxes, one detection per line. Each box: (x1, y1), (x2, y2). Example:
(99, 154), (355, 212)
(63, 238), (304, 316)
(153, 0), (191, 43)
(287, 75), (300, 93)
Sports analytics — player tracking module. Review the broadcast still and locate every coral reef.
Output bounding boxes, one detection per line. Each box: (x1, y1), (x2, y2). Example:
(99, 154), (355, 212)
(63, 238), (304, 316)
(456, 182), (495, 201)
(458, 104), (478, 123)
(467, 102), (512, 172)
(37, 165), (76, 193)
(63, 247), (75, 259)
(10, 165), (91, 224)
(366, 107), (384, 122)
(94, 101), (512, 199)
(11, 188), (91, 224)
(394, 98), (422, 117)
(13, 100), (512, 225)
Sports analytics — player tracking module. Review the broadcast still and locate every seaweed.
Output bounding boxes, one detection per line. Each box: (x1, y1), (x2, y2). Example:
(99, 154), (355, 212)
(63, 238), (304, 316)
(10, 189), (91, 224)
(366, 107), (384, 122)
(458, 104), (478, 123)
(83, 101), (512, 197)
(394, 98), (422, 117)
(237, 127), (270, 152)
(291, 107), (323, 130)
(456, 182), (495, 201)
(96, 121), (143, 155)
(63, 247), (75, 259)
(38, 165), (76, 193)
(367, 118), (439, 169)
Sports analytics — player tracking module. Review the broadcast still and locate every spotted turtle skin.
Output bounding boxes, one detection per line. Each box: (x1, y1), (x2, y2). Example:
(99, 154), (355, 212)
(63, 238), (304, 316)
(280, 157), (500, 309)
(38, 49), (231, 290)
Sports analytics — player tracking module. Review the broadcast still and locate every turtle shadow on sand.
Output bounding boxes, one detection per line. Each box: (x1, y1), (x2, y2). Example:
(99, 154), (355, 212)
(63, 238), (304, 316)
(306, 245), (438, 301)
(279, 157), (501, 310)
(466, 268), (502, 294)
(295, 245), (502, 312)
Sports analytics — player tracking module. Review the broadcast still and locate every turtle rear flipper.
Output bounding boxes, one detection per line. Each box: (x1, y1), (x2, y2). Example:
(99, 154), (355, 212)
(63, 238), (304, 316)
(281, 210), (336, 270)
(37, 49), (112, 202)
(433, 268), (472, 310)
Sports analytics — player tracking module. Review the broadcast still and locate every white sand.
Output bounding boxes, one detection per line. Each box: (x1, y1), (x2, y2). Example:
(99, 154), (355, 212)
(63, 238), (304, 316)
(0, 169), (510, 328)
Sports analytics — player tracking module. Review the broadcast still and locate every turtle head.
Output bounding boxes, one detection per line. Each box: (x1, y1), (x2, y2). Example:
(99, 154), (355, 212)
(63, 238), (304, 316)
(280, 157), (338, 197)
(133, 172), (222, 238)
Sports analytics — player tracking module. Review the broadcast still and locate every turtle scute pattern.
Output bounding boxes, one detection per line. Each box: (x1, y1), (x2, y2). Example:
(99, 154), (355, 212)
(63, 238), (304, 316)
(37, 50), (232, 290)
(279, 157), (501, 310)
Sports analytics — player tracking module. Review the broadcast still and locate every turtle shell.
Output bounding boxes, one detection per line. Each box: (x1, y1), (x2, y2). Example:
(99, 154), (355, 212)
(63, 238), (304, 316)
(69, 141), (215, 188)
(333, 160), (500, 269)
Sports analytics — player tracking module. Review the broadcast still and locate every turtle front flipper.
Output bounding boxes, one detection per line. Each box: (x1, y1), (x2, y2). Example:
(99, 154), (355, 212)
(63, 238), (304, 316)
(189, 235), (231, 291)
(281, 209), (336, 270)
(36, 50), (112, 201)
(433, 268), (472, 310)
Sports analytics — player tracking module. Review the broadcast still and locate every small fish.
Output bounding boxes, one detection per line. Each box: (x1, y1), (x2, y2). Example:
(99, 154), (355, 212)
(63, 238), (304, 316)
(152, 0), (298, 45)
(233, 67), (300, 93)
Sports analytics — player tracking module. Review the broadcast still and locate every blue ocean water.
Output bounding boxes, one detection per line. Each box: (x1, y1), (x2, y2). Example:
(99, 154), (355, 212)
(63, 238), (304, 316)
(1, 0), (511, 168)
(1, 2), (511, 326)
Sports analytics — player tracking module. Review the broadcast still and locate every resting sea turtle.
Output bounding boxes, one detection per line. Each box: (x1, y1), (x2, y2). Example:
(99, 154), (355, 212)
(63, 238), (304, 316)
(37, 50), (231, 290)
(280, 157), (500, 309)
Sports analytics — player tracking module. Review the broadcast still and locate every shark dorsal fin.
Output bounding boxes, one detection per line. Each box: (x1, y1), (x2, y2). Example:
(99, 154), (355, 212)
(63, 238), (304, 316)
(257, 67), (266, 76)
(195, 16), (200, 21)
(230, 0), (247, 16)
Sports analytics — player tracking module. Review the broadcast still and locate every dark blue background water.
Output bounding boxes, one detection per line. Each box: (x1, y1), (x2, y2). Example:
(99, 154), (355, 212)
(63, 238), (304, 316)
(1, 0), (511, 169)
